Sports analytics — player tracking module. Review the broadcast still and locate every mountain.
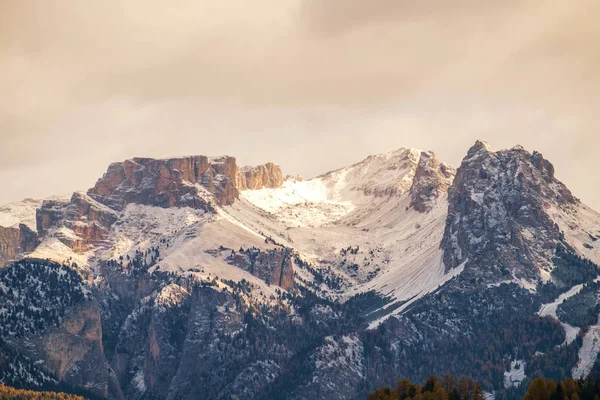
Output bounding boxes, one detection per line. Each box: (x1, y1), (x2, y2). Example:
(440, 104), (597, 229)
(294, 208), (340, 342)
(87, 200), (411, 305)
(0, 142), (599, 399)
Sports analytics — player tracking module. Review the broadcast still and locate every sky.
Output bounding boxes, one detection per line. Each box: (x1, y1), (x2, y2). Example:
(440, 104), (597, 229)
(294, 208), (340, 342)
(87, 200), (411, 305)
(1, 0), (599, 209)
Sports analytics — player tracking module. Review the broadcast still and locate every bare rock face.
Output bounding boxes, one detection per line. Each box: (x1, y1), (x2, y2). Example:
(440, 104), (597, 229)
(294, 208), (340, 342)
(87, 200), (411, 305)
(225, 248), (295, 290)
(238, 162), (285, 190)
(88, 156), (284, 210)
(0, 224), (39, 267)
(110, 283), (192, 399)
(41, 301), (124, 400)
(441, 141), (578, 281)
(0, 259), (123, 399)
(37, 192), (119, 252)
(409, 151), (455, 212)
(88, 156), (236, 209)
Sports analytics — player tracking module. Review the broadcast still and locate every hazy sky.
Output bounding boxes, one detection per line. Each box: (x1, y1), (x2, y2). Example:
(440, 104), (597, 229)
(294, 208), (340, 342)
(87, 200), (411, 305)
(1, 1), (599, 209)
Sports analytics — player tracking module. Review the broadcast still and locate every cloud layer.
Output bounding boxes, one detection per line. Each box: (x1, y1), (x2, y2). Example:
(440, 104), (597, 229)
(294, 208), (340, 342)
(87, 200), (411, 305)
(1, 0), (599, 208)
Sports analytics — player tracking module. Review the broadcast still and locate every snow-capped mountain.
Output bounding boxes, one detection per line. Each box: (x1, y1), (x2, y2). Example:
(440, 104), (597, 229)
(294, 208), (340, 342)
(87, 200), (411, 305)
(1, 141), (600, 400)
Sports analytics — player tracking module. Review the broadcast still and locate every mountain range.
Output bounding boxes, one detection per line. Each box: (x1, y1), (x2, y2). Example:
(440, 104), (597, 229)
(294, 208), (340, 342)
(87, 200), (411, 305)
(1, 140), (600, 400)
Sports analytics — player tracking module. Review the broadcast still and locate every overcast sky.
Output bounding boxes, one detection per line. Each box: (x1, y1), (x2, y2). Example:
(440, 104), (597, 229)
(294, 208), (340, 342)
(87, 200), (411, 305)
(1, 0), (599, 209)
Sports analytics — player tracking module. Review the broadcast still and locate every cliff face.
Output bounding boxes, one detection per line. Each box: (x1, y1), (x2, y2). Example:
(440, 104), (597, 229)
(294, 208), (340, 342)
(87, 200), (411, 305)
(37, 192), (119, 253)
(40, 301), (123, 400)
(238, 162), (285, 191)
(87, 156), (234, 209)
(0, 224), (39, 268)
(409, 151), (455, 212)
(0, 259), (123, 399)
(87, 156), (284, 209)
(225, 248), (295, 290)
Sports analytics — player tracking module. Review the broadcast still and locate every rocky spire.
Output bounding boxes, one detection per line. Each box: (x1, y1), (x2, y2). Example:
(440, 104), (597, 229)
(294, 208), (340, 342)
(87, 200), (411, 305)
(409, 151), (455, 212)
(441, 141), (578, 282)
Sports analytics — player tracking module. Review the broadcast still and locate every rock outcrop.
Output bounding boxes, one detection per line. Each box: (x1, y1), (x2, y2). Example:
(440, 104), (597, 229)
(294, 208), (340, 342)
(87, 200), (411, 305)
(409, 151), (455, 212)
(225, 248), (295, 290)
(441, 141), (578, 280)
(1, 156), (284, 263)
(37, 192), (119, 252)
(87, 156), (237, 209)
(88, 156), (284, 210)
(0, 224), (38, 267)
(238, 162), (285, 190)
(225, 248), (294, 290)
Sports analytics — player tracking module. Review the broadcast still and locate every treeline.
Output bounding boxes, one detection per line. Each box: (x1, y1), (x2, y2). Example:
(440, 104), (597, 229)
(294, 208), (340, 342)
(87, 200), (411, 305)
(523, 376), (600, 400)
(370, 374), (600, 400)
(368, 376), (486, 400)
(0, 384), (83, 400)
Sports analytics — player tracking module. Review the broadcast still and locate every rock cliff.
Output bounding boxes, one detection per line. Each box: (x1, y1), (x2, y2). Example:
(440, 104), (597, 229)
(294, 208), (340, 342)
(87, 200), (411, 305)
(238, 162), (285, 190)
(87, 156), (284, 209)
(0, 259), (123, 399)
(37, 192), (119, 252)
(0, 224), (38, 267)
(225, 247), (295, 290)
(409, 151), (455, 212)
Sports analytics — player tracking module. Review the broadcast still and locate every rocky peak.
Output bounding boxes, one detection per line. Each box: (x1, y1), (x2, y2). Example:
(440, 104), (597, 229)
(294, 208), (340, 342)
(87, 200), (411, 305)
(318, 147), (422, 198)
(442, 141), (578, 282)
(467, 139), (493, 156)
(409, 151), (455, 212)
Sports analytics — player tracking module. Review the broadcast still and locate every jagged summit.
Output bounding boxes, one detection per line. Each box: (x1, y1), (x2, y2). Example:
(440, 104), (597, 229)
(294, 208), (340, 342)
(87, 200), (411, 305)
(311, 147), (454, 204)
(442, 141), (581, 283)
(468, 139), (493, 154)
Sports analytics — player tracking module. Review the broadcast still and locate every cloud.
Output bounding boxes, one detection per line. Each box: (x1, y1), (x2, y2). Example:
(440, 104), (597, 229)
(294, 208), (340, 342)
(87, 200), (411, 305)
(0, 0), (599, 209)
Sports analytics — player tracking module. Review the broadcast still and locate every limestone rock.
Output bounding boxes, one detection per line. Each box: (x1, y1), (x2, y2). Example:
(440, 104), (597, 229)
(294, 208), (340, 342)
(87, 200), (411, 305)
(88, 156), (285, 210)
(37, 192), (118, 252)
(0, 224), (39, 267)
(238, 162), (284, 190)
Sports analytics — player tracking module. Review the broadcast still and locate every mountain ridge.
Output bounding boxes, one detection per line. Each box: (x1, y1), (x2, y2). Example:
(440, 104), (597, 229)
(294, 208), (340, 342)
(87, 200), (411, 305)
(1, 141), (600, 399)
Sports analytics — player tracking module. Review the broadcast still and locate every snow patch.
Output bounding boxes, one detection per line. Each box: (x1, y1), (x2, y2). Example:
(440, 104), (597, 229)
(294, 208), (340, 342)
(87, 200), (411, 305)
(504, 360), (526, 388)
(573, 313), (600, 379)
(538, 284), (584, 346)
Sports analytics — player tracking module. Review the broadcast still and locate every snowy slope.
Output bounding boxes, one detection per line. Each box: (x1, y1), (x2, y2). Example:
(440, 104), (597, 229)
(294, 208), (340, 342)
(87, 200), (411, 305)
(0, 196), (68, 230)
(573, 314), (600, 379)
(1, 147), (456, 310)
(103, 204), (284, 301)
(225, 148), (461, 318)
(548, 203), (600, 267)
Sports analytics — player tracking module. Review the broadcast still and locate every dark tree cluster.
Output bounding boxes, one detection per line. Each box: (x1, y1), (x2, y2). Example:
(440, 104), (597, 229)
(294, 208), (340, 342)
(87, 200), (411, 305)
(552, 245), (599, 288)
(523, 374), (600, 400)
(361, 279), (568, 396)
(369, 375), (485, 400)
(340, 246), (360, 256)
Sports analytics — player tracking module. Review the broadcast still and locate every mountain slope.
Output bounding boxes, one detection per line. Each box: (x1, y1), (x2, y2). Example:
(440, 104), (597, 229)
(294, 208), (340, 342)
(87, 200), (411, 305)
(226, 148), (457, 306)
(1, 142), (600, 399)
